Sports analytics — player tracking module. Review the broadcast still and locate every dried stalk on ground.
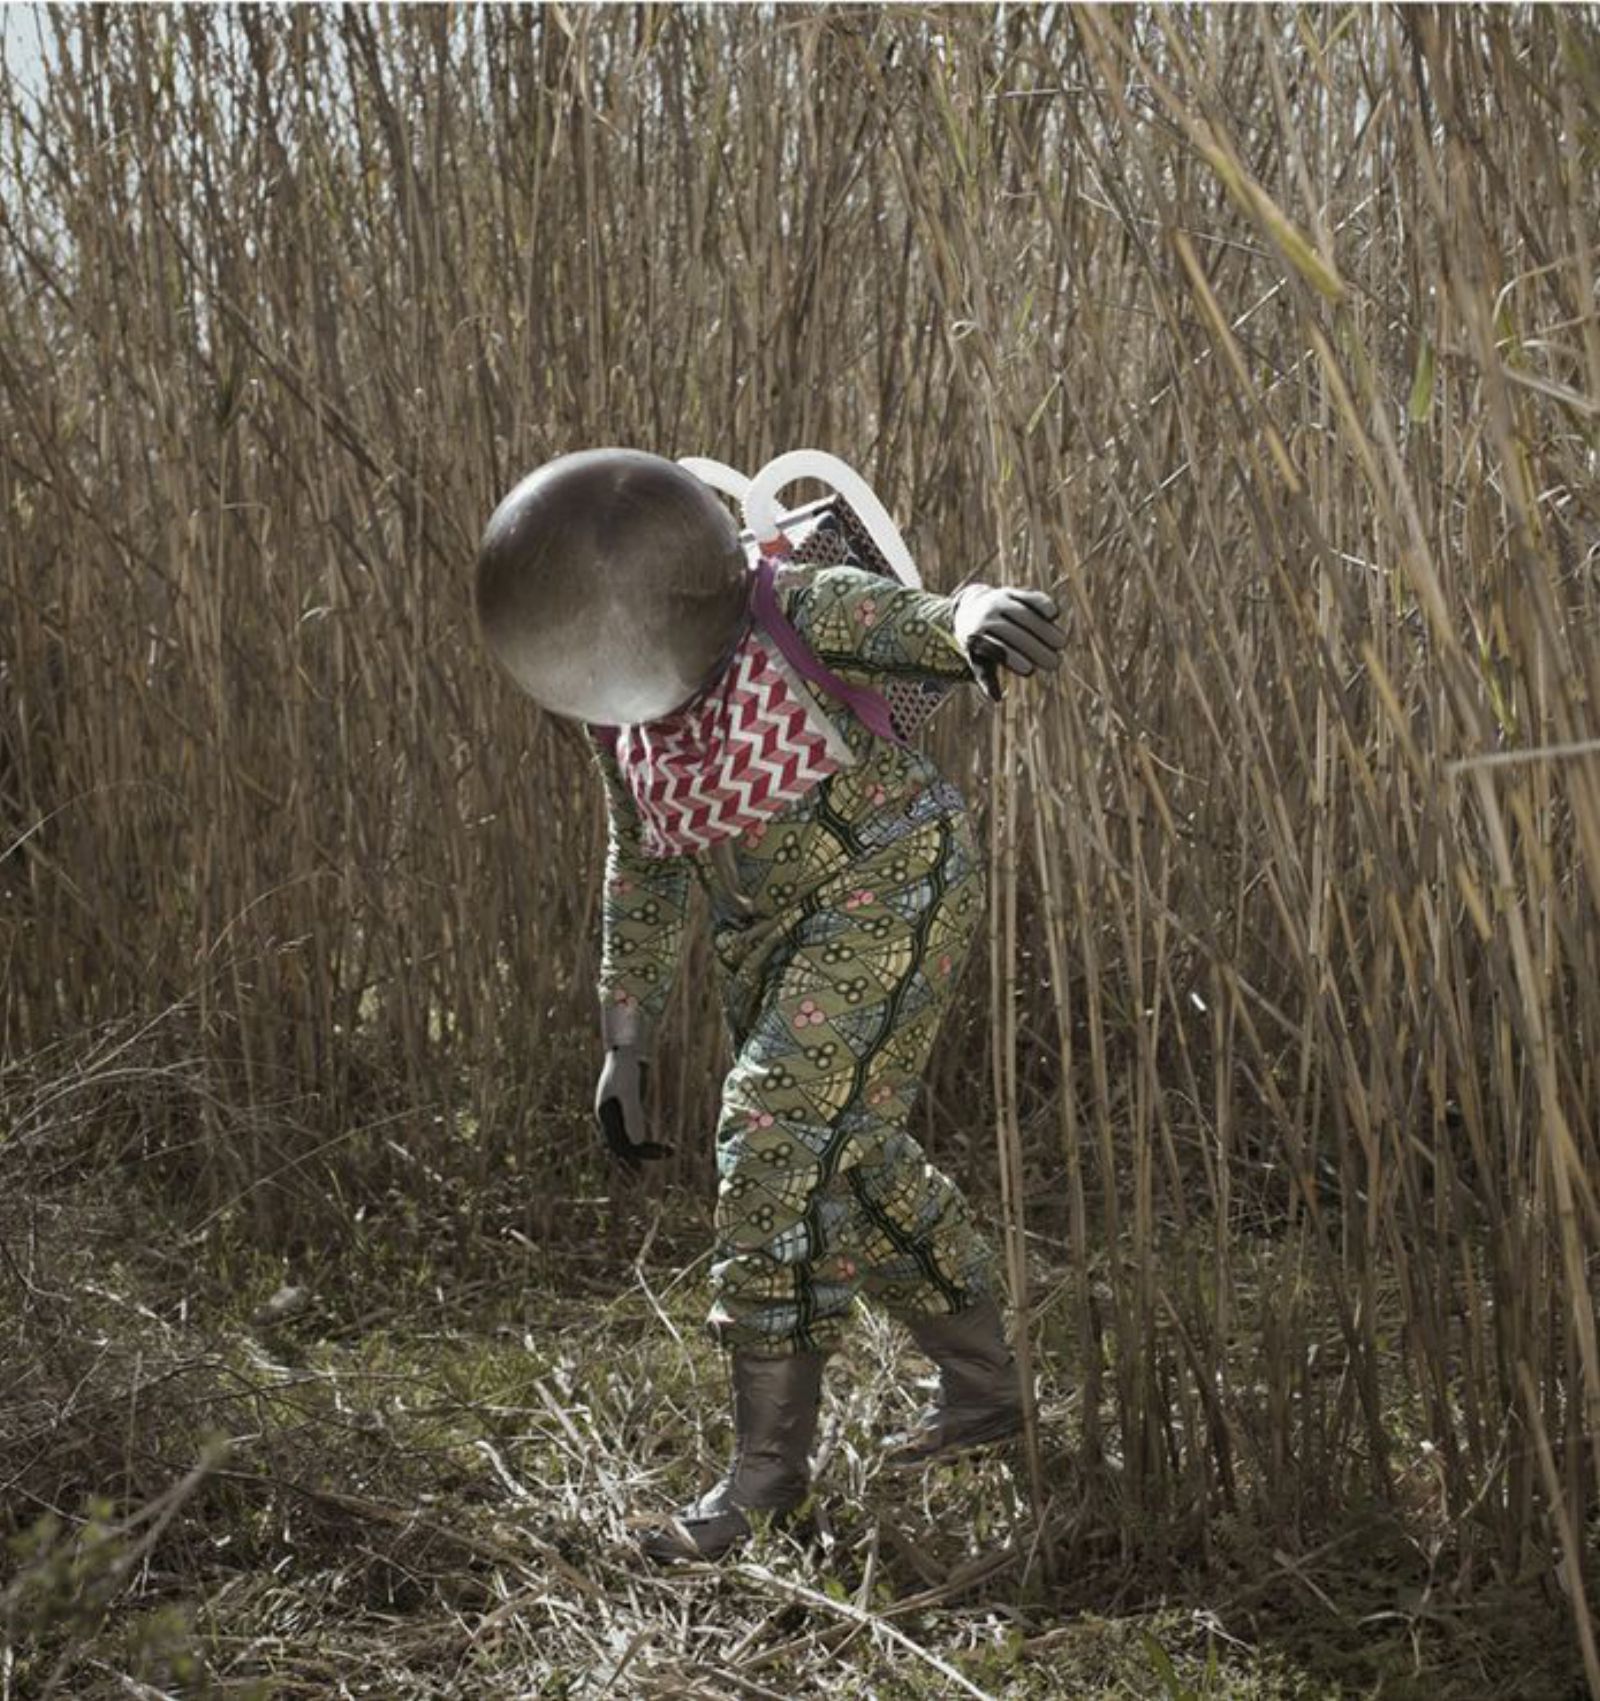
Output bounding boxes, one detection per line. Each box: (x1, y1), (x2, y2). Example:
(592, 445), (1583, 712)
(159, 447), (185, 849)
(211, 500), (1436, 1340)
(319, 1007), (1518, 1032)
(3, 4), (1598, 1687)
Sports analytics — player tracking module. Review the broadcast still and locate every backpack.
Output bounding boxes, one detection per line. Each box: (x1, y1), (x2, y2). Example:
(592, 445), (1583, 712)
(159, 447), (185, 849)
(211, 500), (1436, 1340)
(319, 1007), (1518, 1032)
(679, 450), (962, 742)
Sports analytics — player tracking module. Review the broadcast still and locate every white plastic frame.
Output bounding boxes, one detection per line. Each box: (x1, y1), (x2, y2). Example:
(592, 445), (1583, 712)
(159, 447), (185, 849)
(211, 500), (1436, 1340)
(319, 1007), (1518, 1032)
(679, 449), (921, 588)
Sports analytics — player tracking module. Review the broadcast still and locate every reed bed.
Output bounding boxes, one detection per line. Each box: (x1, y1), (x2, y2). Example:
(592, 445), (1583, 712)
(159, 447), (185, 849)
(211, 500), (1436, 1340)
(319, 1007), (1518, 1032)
(3, 4), (1598, 1692)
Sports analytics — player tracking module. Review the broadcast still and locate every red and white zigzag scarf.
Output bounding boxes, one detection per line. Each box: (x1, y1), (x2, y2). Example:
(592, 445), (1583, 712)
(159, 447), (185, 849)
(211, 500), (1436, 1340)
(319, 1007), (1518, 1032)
(615, 623), (846, 859)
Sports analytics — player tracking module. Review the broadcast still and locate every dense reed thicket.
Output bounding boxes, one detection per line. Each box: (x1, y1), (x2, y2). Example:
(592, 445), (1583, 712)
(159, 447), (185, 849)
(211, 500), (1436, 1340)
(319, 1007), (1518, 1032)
(4, 3), (1599, 1684)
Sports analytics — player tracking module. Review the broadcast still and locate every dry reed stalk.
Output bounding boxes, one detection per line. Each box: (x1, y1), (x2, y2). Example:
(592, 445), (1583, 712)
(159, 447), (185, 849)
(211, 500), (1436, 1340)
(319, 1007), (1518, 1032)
(3, 5), (1599, 1681)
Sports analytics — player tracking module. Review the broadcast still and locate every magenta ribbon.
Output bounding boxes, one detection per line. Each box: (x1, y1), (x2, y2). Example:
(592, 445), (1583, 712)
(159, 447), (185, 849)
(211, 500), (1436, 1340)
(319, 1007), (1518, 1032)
(750, 559), (906, 747)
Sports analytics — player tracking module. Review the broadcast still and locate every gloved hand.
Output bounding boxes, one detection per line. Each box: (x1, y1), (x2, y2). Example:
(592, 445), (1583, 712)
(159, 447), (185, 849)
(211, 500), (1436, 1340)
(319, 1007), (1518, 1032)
(594, 1045), (673, 1172)
(953, 586), (1066, 702)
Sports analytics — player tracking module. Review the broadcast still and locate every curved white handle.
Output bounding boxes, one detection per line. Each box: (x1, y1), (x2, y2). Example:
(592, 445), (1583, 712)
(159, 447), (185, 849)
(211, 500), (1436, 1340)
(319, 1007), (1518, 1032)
(743, 449), (922, 587)
(677, 456), (752, 502)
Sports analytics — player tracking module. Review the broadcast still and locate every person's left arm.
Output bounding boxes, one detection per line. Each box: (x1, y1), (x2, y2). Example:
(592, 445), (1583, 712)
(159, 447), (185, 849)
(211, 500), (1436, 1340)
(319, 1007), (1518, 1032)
(781, 565), (1064, 696)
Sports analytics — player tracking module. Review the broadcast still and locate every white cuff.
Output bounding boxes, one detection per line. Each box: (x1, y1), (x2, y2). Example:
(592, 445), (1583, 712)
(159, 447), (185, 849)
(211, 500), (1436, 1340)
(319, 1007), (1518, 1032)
(600, 997), (649, 1050)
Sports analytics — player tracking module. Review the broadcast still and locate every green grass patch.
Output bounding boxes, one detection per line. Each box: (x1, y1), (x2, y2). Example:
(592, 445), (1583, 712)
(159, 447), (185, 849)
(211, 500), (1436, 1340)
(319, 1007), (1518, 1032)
(2, 1182), (1587, 1699)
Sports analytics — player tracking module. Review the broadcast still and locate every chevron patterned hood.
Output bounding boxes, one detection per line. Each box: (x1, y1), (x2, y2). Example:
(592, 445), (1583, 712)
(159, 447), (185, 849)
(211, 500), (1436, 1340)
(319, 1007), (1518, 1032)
(614, 616), (854, 860)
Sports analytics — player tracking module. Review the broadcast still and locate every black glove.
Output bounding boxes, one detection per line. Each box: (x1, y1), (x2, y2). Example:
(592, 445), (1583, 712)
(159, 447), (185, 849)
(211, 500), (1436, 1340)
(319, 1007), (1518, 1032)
(593, 1045), (672, 1172)
(954, 586), (1066, 702)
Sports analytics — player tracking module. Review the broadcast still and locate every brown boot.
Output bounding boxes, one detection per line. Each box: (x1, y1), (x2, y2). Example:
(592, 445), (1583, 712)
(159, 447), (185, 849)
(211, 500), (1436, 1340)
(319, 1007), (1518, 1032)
(640, 1351), (826, 1562)
(883, 1298), (1024, 1467)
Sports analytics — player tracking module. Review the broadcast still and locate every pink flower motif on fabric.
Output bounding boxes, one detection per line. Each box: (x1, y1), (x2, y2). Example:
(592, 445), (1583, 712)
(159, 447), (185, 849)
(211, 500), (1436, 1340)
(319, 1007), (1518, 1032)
(844, 889), (876, 911)
(937, 953), (954, 978)
(869, 783), (889, 807)
(793, 999), (827, 1029)
(743, 819), (769, 845)
(856, 599), (879, 628)
(868, 1082), (896, 1108)
(612, 988), (637, 1007)
(747, 1109), (776, 1130)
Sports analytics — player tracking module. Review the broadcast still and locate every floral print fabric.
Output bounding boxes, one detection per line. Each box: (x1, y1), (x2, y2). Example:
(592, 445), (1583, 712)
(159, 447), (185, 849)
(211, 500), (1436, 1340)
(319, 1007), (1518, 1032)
(588, 564), (1001, 1350)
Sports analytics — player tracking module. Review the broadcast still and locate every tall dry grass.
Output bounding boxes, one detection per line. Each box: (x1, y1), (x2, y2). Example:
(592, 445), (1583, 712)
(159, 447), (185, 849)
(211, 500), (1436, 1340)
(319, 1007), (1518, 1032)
(3, 2), (1598, 1680)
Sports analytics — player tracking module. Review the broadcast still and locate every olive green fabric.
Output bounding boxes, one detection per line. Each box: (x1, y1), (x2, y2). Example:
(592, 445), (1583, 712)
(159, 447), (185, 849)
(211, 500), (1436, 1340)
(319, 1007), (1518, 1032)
(591, 564), (1001, 1351)
(708, 813), (997, 1352)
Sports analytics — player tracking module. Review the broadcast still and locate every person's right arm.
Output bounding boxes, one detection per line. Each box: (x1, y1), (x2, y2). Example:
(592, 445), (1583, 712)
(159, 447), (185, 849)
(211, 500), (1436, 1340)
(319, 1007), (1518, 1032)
(586, 731), (688, 1170)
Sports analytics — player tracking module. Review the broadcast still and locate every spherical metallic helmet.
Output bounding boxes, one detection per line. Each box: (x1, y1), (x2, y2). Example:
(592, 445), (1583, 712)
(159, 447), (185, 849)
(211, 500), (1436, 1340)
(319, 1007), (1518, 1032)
(474, 448), (750, 725)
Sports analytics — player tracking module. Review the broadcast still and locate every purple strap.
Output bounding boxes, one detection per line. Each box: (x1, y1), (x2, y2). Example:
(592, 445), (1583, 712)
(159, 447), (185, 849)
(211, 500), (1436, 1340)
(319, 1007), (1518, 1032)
(751, 560), (906, 747)
(589, 564), (906, 750)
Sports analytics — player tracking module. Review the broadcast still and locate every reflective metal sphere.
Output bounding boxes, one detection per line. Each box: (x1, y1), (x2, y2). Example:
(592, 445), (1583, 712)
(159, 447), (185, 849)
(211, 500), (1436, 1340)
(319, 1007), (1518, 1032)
(474, 448), (750, 725)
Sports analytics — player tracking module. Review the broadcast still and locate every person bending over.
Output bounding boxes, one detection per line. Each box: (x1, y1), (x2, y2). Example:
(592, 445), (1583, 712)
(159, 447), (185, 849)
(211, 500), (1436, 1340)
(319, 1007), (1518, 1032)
(475, 448), (1064, 1561)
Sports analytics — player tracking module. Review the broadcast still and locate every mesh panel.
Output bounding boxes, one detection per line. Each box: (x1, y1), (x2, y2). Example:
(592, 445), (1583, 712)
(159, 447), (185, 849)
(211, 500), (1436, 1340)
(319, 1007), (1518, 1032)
(784, 504), (961, 741)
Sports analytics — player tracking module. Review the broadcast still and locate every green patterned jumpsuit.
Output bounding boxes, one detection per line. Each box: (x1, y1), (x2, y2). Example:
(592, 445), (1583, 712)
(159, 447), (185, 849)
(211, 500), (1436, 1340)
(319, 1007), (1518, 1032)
(594, 565), (1000, 1356)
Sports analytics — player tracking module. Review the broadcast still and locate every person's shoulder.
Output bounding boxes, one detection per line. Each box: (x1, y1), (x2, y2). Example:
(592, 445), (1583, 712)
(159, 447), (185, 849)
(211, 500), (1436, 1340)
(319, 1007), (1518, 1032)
(777, 562), (881, 607)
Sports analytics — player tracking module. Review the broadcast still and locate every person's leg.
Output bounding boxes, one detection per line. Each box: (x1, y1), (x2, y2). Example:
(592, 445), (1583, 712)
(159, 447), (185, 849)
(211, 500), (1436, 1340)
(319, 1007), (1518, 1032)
(848, 1138), (1025, 1466)
(709, 815), (994, 1350)
(636, 1028), (849, 1559)
(641, 819), (1010, 1560)
(641, 867), (886, 1562)
(712, 815), (1017, 1368)
(637, 1346), (827, 1562)
(810, 820), (1023, 1462)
